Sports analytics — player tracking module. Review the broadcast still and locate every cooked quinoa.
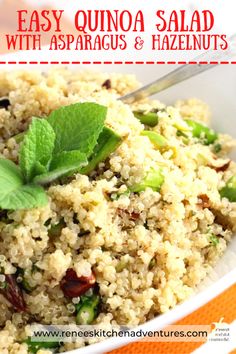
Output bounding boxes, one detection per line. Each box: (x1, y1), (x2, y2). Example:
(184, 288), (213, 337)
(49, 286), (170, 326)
(0, 68), (235, 354)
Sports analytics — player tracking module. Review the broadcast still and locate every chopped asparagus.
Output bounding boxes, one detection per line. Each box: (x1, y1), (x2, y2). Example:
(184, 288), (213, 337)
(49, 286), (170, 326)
(133, 111), (159, 127)
(76, 293), (100, 325)
(185, 119), (218, 145)
(24, 338), (59, 354)
(130, 168), (164, 193)
(80, 127), (121, 175)
(220, 176), (236, 202)
(141, 130), (167, 149)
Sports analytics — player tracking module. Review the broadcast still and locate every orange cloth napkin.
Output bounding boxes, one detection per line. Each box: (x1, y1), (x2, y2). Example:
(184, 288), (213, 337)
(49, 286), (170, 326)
(108, 284), (236, 354)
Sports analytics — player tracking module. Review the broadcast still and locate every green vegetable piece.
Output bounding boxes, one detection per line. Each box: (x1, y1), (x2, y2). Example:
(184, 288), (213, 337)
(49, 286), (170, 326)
(0, 159), (47, 210)
(185, 119), (218, 145)
(133, 111), (159, 127)
(220, 176), (236, 202)
(209, 235), (219, 247)
(80, 127), (121, 175)
(19, 118), (55, 182)
(148, 258), (157, 270)
(116, 259), (128, 273)
(76, 304), (96, 325)
(141, 130), (167, 149)
(130, 168), (164, 193)
(76, 294), (100, 325)
(48, 219), (66, 238)
(21, 278), (33, 293)
(213, 143), (222, 153)
(176, 130), (189, 145)
(33, 151), (87, 185)
(47, 102), (107, 155)
(110, 190), (130, 201)
(0, 159), (22, 198)
(24, 338), (59, 354)
(17, 269), (35, 293)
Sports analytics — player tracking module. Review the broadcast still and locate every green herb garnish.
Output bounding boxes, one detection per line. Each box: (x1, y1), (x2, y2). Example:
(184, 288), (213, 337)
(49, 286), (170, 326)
(16, 268), (36, 293)
(0, 159), (47, 210)
(0, 102), (120, 211)
(48, 218), (66, 238)
(19, 118), (55, 182)
(47, 102), (106, 155)
(209, 235), (219, 247)
(213, 143), (222, 153)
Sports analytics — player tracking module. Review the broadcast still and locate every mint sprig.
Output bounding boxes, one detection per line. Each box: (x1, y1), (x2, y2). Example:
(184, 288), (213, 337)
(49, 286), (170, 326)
(0, 102), (120, 211)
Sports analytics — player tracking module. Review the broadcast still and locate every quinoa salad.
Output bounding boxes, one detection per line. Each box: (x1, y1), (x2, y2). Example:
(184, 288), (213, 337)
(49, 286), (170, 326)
(0, 68), (235, 354)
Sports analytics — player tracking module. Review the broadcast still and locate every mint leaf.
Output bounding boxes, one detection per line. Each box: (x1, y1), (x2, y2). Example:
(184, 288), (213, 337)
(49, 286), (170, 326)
(19, 118), (55, 182)
(0, 184), (47, 210)
(33, 161), (48, 176)
(33, 151), (87, 185)
(49, 151), (87, 171)
(0, 159), (47, 210)
(0, 159), (23, 198)
(47, 103), (107, 155)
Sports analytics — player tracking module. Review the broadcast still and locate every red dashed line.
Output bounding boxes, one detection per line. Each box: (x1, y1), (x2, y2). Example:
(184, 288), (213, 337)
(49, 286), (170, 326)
(0, 61), (235, 65)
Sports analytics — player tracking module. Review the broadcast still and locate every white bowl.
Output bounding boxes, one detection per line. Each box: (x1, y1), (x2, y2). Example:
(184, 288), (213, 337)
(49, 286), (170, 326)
(0, 58), (235, 353)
